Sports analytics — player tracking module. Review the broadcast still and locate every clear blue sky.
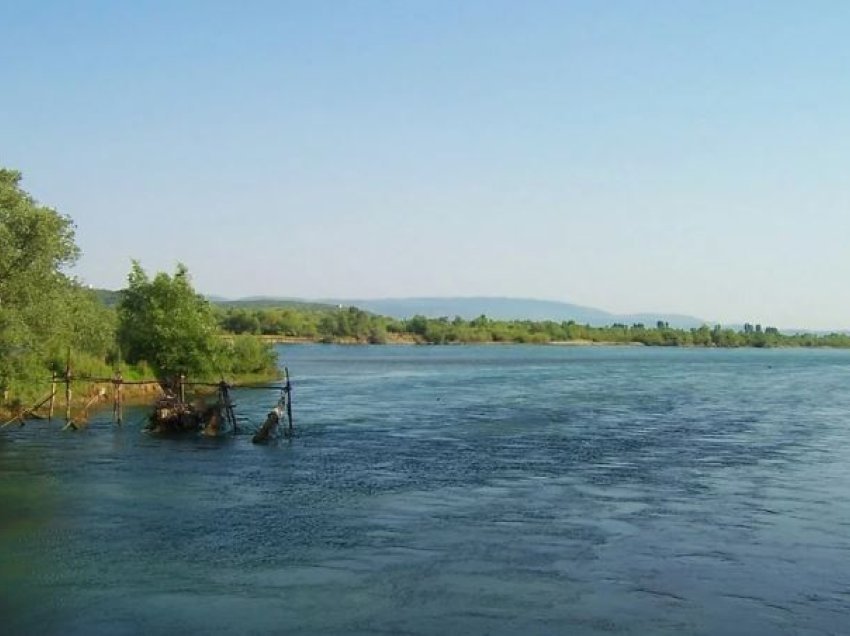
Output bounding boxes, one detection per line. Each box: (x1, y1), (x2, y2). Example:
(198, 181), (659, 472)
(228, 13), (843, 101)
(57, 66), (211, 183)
(3, 1), (849, 329)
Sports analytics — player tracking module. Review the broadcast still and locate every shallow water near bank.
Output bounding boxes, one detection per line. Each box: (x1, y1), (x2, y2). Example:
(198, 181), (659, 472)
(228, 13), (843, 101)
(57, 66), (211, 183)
(2, 345), (850, 635)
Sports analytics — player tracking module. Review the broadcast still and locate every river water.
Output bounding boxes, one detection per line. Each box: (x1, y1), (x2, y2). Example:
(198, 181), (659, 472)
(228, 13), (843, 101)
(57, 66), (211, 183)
(2, 345), (849, 635)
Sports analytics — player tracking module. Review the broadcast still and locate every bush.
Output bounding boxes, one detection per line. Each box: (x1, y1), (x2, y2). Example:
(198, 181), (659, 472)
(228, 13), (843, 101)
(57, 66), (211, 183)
(226, 336), (278, 376)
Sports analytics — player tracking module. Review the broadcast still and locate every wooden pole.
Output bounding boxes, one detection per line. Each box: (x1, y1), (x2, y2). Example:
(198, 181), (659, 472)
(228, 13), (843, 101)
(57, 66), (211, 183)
(219, 381), (237, 432)
(49, 371), (57, 421)
(112, 371), (123, 423)
(285, 367), (293, 436)
(117, 372), (123, 425)
(115, 347), (124, 425)
(179, 374), (185, 404)
(64, 351), (72, 425)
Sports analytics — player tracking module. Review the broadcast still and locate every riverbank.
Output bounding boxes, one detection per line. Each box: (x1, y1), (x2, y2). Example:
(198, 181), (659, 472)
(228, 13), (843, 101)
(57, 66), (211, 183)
(260, 333), (850, 349)
(1, 381), (163, 425)
(258, 335), (648, 346)
(260, 335), (687, 347)
(256, 334), (422, 344)
(0, 369), (282, 424)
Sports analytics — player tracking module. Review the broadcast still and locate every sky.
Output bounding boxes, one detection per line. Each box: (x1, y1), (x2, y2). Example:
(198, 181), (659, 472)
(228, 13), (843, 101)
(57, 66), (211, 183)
(2, 1), (849, 329)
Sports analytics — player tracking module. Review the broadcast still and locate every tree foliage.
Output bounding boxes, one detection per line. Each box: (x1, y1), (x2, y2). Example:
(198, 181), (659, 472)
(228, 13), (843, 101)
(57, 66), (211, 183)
(0, 168), (277, 409)
(0, 169), (114, 397)
(117, 262), (223, 379)
(117, 262), (278, 380)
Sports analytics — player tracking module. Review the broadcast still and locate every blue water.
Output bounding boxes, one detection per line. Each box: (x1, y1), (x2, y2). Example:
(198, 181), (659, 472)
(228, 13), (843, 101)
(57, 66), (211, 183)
(2, 345), (850, 635)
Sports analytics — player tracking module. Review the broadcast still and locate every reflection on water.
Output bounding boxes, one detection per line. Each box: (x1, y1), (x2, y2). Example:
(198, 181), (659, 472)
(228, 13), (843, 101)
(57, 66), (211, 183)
(2, 345), (850, 635)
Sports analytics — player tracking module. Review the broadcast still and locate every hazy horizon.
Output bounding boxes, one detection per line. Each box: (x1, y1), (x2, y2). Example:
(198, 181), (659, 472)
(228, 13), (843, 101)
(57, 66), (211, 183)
(4, 2), (849, 330)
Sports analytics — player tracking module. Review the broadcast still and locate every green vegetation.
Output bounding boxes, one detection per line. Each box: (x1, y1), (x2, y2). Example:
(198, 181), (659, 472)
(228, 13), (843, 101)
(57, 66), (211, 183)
(118, 262), (220, 378)
(215, 306), (850, 349)
(117, 261), (277, 379)
(0, 168), (277, 412)
(0, 169), (116, 404)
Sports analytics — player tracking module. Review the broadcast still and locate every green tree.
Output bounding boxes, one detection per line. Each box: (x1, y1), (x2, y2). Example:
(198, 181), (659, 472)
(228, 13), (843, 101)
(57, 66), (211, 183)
(117, 261), (222, 379)
(221, 308), (260, 334)
(0, 169), (83, 395)
(226, 335), (277, 374)
(406, 315), (429, 336)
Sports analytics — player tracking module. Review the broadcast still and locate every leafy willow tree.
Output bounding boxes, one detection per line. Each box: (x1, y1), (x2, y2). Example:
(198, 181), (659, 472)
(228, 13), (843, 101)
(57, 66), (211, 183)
(117, 262), (223, 379)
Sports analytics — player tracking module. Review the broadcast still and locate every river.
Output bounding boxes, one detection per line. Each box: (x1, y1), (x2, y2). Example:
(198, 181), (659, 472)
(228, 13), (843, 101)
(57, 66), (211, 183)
(2, 345), (849, 635)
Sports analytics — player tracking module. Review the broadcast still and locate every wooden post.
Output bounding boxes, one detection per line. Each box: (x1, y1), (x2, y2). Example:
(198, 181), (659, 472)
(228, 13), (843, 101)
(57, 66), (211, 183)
(285, 367), (293, 436)
(117, 372), (123, 425)
(112, 371), (121, 423)
(219, 381), (237, 432)
(114, 347), (124, 425)
(49, 371), (57, 421)
(179, 374), (185, 404)
(64, 352), (72, 425)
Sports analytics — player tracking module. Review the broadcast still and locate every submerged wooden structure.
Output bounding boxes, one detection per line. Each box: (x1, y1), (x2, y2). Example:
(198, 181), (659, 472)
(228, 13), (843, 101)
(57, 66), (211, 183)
(146, 379), (235, 435)
(145, 371), (293, 439)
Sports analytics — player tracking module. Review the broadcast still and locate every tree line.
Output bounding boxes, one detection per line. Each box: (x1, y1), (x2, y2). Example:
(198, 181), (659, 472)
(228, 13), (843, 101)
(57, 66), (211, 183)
(216, 305), (850, 348)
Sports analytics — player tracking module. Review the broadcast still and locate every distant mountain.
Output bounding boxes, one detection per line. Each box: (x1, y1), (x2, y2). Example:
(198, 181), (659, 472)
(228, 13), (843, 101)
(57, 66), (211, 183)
(325, 297), (708, 329)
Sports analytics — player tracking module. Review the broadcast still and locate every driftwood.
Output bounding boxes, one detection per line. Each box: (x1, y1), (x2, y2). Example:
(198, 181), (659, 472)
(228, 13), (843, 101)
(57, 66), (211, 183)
(252, 406), (283, 444)
(1, 391), (56, 428)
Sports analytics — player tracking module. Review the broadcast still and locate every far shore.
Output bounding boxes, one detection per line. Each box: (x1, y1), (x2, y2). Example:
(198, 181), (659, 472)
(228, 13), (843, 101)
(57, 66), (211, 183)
(256, 335), (645, 346)
(548, 340), (645, 346)
(254, 335), (845, 350)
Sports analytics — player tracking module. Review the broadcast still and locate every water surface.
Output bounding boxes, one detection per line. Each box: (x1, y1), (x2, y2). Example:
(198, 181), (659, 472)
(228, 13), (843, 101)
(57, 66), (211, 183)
(2, 345), (850, 634)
